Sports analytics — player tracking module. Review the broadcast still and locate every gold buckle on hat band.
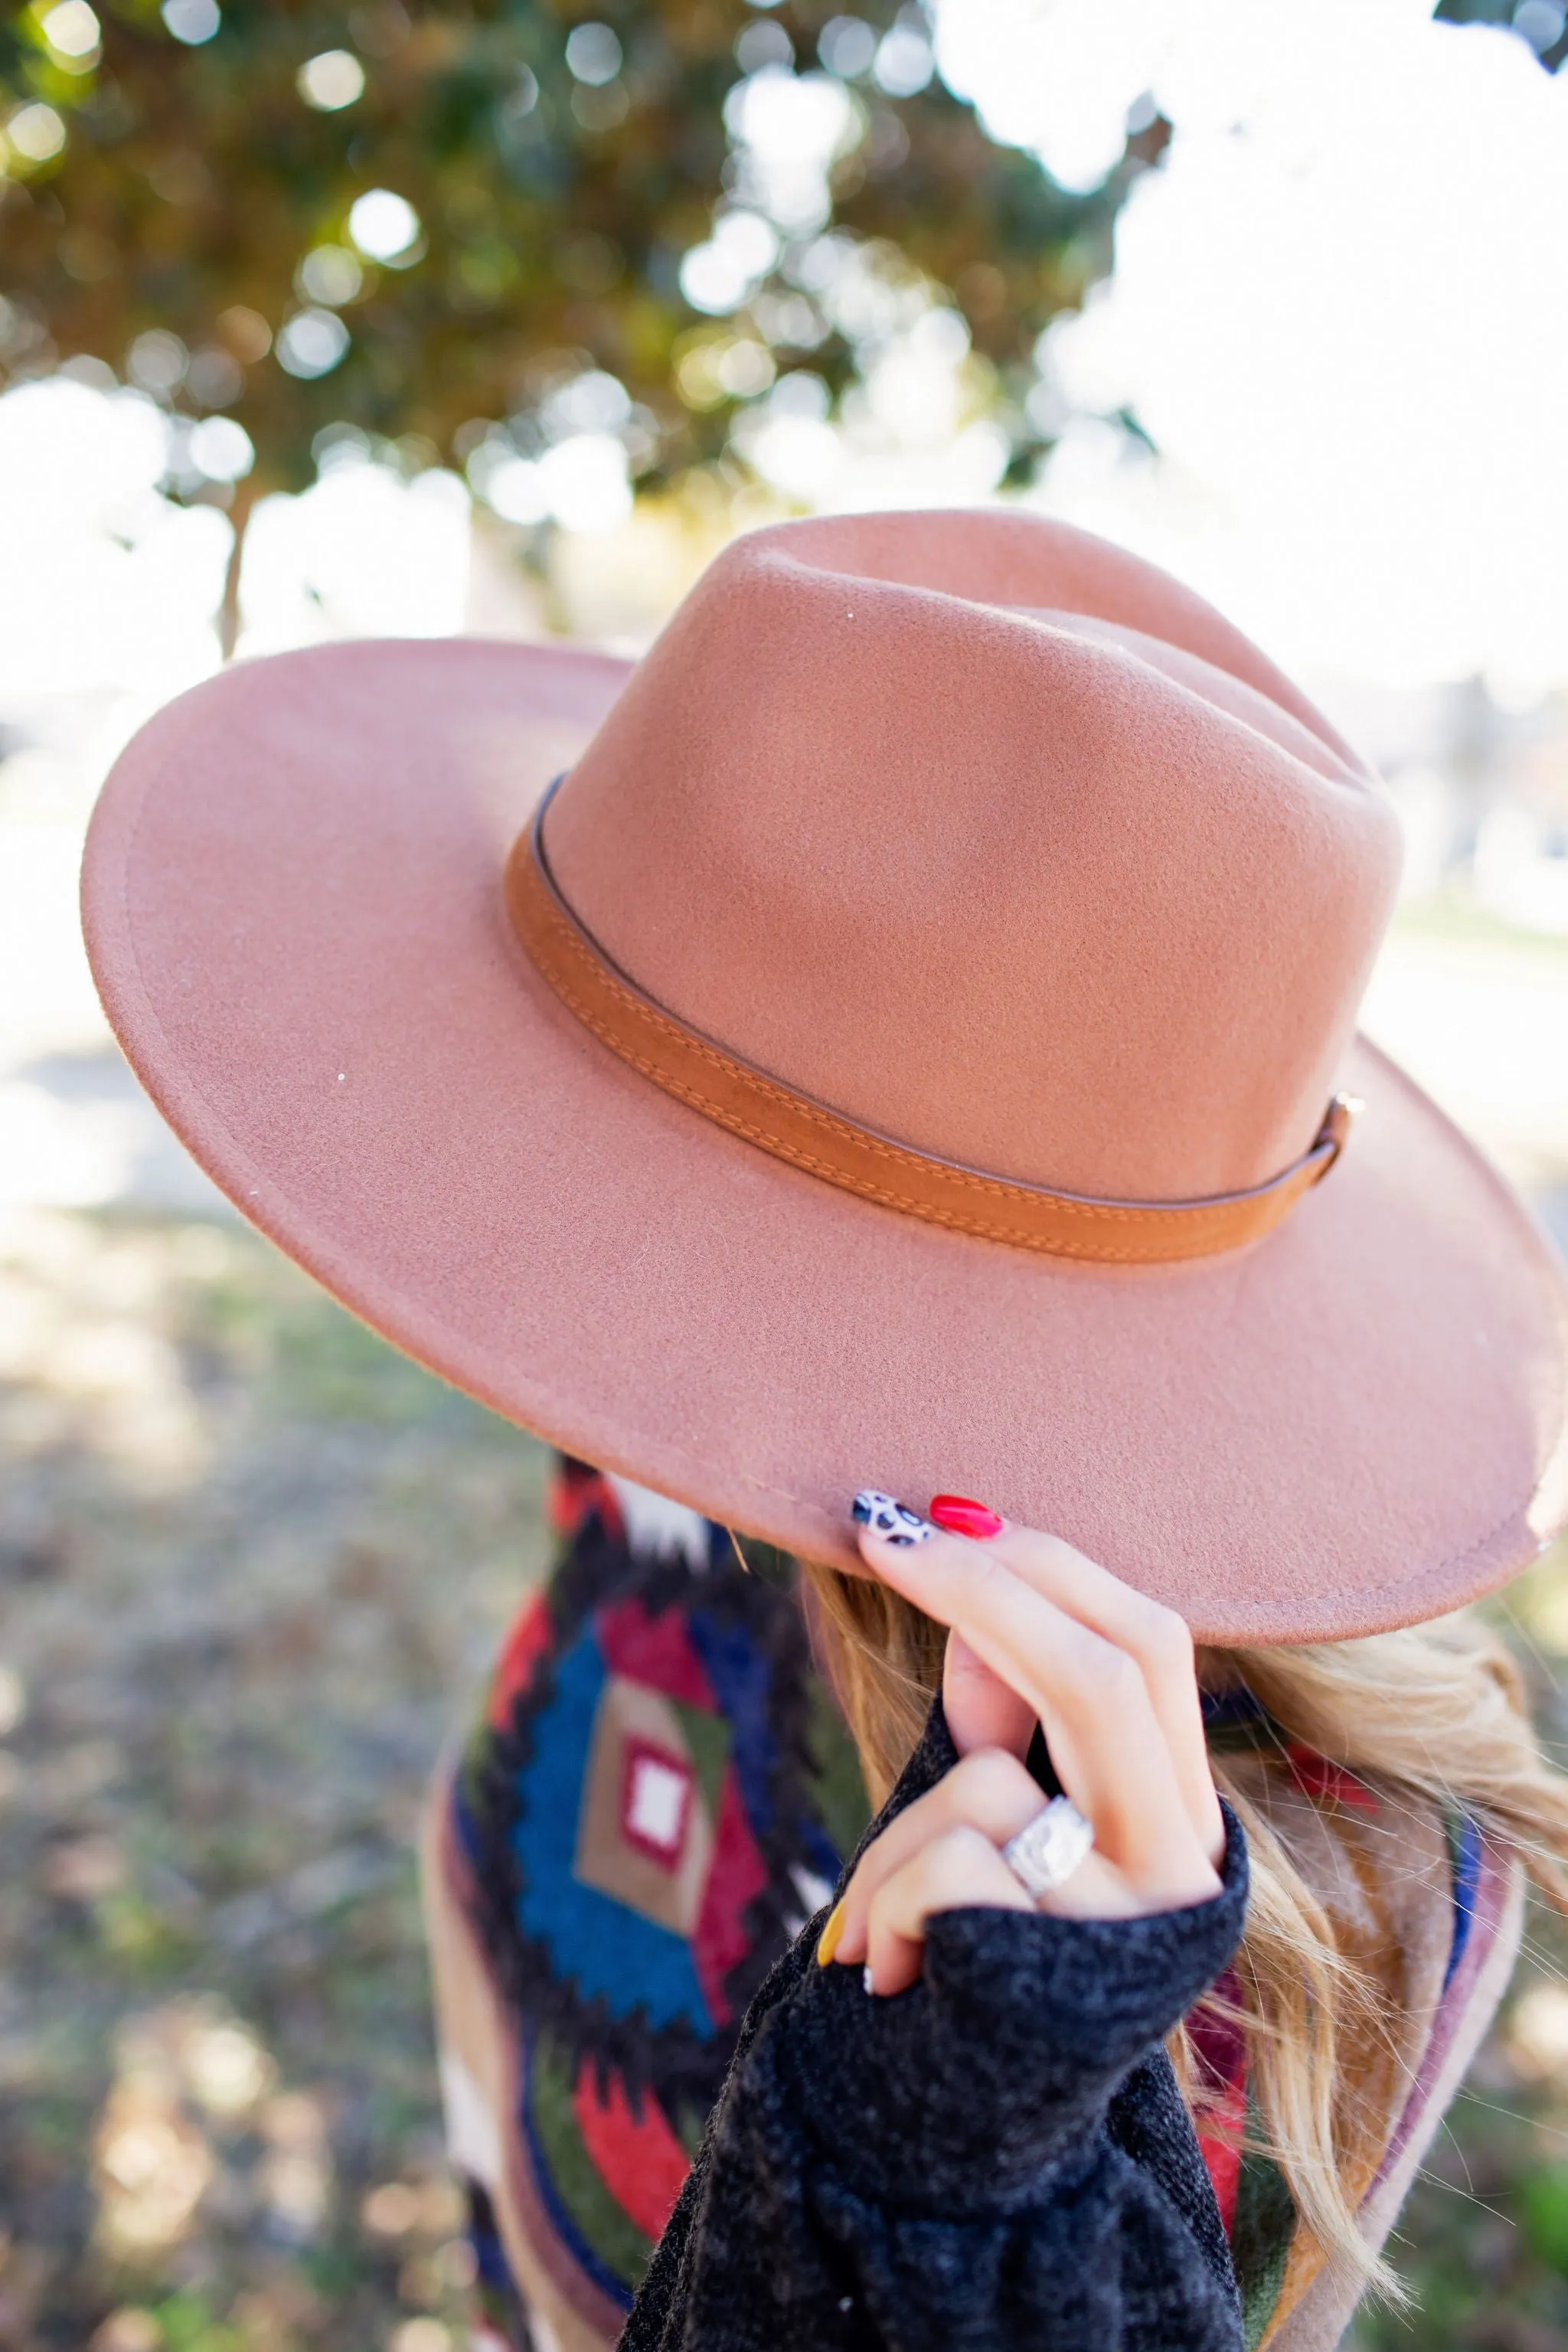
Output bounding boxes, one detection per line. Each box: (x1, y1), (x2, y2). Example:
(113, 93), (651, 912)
(505, 785), (1356, 1266)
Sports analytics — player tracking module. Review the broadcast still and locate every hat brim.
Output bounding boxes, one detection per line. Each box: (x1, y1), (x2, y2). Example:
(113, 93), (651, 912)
(81, 638), (1568, 1645)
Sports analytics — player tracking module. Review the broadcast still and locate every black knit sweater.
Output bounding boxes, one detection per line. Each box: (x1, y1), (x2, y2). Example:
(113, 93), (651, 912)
(621, 1695), (1250, 2352)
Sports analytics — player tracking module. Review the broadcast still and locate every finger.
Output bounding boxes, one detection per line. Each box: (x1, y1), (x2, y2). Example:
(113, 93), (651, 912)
(857, 1514), (1206, 1886)
(864, 1824), (1033, 1996)
(830, 1743), (1046, 1965)
(1030, 1844), (1214, 1922)
(857, 1496), (1222, 1869)
(972, 1519), (1223, 1867)
(858, 1511), (1179, 1860)
(942, 1629), (1036, 1760)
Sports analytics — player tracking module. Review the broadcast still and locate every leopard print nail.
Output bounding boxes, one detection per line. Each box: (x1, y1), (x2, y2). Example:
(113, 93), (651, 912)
(851, 1491), (935, 1547)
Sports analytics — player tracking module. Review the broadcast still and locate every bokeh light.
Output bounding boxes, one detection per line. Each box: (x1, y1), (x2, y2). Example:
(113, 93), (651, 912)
(1514, 0), (1566, 52)
(347, 188), (421, 265)
(275, 309), (350, 380)
(872, 15), (936, 96)
(216, 305), (271, 365)
(187, 415), (253, 482)
(126, 331), (186, 397)
(6, 102), (67, 162)
(679, 210), (782, 316)
(41, 1), (101, 65)
(160, 0), (220, 45)
(297, 48), (365, 111)
(185, 344), (243, 407)
(721, 66), (860, 234)
(818, 15), (878, 77)
(564, 21), (622, 84)
(297, 245), (365, 308)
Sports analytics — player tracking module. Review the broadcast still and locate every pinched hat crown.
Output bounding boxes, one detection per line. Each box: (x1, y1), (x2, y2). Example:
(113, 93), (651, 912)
(529, 513), (1400, 1230)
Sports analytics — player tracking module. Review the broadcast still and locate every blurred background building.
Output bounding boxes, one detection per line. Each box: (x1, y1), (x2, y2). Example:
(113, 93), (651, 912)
(3, 4), (1568, 2348)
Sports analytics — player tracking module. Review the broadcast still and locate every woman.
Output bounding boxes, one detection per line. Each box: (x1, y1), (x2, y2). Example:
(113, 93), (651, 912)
(82, 511), (1568, 2349)
(426, 1462), (1553, 2350)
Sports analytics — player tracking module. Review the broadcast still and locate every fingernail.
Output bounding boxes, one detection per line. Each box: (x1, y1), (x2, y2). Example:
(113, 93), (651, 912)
(929, 1494), (1005, 1539)
(862, 1963), (875, 1996)
(817, 1900), (846, 1968)
(851, 1490), (935, 1547)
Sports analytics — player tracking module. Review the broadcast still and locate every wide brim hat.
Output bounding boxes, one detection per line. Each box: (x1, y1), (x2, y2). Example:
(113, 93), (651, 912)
(81, 511), (1568, 1644)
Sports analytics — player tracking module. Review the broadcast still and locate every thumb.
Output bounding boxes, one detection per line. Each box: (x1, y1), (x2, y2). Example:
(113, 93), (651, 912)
(942, 1630), (1037, 1759)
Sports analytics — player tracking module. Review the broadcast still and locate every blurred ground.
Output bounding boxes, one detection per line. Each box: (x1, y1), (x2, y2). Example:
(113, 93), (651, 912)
(4, 700), (1568, 2349)
(0, 1210), (550, 2352)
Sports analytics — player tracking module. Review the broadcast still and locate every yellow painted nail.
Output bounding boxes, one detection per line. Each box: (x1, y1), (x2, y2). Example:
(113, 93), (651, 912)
(816, 1900), (846, 1967)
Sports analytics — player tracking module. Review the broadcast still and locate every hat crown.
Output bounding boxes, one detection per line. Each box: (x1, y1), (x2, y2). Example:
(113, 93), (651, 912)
(542, 513), (1401, 1203)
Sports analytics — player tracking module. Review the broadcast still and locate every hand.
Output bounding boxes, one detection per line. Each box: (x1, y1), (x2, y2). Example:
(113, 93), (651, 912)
(818, 1498), (1227, 1997)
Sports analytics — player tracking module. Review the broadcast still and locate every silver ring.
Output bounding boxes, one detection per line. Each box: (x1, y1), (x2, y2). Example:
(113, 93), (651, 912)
(1000, 1797), (1095, 1900)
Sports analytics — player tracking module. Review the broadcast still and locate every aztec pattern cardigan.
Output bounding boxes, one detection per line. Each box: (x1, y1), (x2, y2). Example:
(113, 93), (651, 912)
(421, 1459), (1524, 2352)
(618, 1700), (1251, 2350)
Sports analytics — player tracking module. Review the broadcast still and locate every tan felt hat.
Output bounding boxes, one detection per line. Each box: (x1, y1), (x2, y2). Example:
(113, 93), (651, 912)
(80, 510), (1568, 1643)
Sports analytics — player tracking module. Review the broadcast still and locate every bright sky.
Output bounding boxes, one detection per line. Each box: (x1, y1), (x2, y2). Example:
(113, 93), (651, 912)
(1, 0), (1565, 701)
(956, 0), (1568, 694)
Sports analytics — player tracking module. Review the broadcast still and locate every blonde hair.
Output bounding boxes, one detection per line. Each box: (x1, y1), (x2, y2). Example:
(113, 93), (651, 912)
(802, 1562), (1568, 2301)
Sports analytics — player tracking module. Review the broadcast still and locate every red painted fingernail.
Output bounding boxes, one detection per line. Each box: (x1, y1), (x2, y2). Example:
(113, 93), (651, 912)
(929, 1494), (1004, 1539)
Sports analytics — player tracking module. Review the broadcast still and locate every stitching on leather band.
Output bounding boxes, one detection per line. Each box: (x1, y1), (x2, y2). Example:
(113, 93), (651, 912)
(504, 782), (1351, 1264)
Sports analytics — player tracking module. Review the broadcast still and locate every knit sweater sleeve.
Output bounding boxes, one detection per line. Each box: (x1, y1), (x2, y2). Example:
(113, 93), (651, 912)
(619, 1699), (1249, 2352)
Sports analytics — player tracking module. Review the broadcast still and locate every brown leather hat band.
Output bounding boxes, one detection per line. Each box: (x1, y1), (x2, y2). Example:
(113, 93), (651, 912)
(505, 790), (1353, 1265)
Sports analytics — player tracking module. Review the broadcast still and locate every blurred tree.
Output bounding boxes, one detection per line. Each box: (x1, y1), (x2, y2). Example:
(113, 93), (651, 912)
(0, 0), (1165, 649)
(1434, 0), (1568, 73)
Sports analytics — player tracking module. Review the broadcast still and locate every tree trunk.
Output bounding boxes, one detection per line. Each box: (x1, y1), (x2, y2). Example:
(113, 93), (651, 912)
(219, 481), (257, 662)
